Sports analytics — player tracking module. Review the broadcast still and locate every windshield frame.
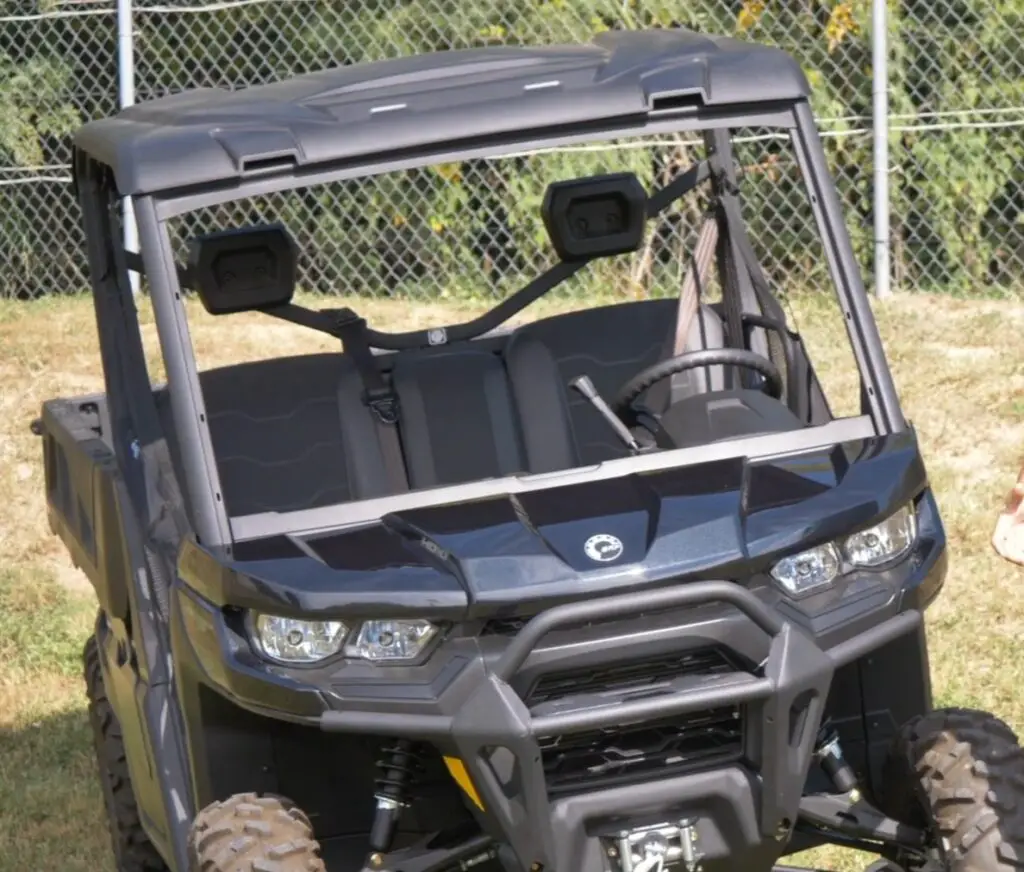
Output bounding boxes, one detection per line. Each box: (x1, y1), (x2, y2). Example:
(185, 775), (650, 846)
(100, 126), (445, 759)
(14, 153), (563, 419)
(149, 103), (796, 220)
(129, 99), (906, 551)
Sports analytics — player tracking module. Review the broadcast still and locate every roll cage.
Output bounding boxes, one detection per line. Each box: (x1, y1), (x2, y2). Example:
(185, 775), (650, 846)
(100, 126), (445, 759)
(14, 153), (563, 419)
(72, 100), (905, 559)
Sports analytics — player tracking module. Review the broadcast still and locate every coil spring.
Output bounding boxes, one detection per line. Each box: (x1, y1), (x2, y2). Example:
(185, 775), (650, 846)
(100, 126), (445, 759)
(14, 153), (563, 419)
(374, 739), (425, 804)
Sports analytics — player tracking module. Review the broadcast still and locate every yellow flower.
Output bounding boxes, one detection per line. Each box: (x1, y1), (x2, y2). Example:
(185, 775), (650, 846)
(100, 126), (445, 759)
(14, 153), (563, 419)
(826, 2), (861, 52)
(433, 163), (462, 183)
(737, 0), (766, 32)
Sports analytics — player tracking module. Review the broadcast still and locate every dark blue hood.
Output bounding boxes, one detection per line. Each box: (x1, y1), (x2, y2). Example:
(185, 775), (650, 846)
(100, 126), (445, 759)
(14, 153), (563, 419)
(180, 430), (928, 618)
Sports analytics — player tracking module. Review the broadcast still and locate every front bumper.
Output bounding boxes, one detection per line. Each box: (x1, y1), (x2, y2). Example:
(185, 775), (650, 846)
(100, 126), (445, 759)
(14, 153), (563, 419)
(316, 580), (922, 872)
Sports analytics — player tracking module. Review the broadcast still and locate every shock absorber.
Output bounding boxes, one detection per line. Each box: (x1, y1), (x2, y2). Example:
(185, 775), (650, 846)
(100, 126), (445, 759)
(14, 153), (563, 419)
(370, 739), (424, 852)
(814, 723), (859, 796)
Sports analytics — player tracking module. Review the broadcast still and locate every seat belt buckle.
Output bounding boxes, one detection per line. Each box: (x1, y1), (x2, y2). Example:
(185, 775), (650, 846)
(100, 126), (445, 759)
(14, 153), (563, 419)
(331, 307), (365, 333)
(364, 388), (399, 425)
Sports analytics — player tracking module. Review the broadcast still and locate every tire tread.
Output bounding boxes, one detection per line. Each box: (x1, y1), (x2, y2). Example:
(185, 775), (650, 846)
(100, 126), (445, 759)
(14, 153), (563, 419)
(187, 793), (326, 872)
(881, 707), (1024, 870)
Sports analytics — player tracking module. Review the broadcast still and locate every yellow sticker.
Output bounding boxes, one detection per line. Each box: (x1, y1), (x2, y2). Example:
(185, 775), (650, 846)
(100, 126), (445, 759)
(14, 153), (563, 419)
(443, 756), (485, 811)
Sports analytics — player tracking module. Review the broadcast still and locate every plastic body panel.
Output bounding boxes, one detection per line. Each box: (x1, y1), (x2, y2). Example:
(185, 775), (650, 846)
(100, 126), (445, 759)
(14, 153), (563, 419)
(40, 395), (130, 620)
(71, 30), (810, 198)
(179, 429), (935, 618)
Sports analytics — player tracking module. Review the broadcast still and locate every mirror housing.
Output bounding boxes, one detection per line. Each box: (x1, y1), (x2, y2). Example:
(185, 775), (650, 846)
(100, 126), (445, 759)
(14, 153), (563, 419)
(541, 172), (647, 262)
(187, 223), (297, 315)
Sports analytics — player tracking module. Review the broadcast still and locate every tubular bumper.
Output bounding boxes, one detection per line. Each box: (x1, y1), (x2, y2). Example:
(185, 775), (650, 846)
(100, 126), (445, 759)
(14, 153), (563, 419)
(319, 581), (891, 872)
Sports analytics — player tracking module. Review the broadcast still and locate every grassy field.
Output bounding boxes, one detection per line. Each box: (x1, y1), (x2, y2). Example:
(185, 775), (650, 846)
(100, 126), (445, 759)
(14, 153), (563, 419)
(1, 290), (1023, 872)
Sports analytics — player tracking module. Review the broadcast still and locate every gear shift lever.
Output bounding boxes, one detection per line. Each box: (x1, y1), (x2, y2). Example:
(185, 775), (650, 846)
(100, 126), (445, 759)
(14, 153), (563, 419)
(569, 375), (641, 451)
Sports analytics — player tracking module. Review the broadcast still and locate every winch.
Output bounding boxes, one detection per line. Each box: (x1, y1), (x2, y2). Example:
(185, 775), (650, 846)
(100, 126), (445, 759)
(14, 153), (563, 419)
(606, 820), (703, 872)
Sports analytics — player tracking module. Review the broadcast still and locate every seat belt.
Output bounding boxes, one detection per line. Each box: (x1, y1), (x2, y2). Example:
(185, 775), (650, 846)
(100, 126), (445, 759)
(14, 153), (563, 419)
(715, 177), (789, 327)
(714, 173), (811, 421)
(661, 212), (718, 408)
(331, 308), (409, 493)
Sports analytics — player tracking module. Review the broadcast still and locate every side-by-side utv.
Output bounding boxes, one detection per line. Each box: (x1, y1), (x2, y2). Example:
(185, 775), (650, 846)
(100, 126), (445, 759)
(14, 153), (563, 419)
(36, 27), (1024, 872)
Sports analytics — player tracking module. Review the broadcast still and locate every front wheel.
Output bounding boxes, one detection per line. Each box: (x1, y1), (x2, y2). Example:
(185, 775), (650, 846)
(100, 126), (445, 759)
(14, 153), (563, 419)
(879, 707), (1024, 871)
(187, 793), (326, 872)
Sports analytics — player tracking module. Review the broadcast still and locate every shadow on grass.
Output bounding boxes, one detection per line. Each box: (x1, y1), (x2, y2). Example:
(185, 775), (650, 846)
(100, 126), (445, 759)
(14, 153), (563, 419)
(0, 706), (113, 872)
(0, 566), (113, 871)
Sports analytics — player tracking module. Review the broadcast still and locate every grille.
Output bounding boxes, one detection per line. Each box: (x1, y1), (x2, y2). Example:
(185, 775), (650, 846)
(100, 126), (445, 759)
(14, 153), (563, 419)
(480, 607), (681, 638)
(538, 707), (744, 795)
(526, 647), (748, 794)
(527, 646), (741, 705)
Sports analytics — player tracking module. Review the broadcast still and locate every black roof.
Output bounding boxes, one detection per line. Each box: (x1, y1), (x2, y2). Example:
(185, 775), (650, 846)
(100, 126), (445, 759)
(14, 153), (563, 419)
(73, 29), (808, 198)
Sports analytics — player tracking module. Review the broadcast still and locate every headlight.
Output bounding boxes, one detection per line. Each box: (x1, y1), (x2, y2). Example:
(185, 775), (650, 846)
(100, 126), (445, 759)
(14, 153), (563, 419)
(842, 504), (917, 567)
(769, 504), (918, 598)
(250, 614), (348, 665)
(345, 619), (439, 663)
(770, 543), (841, 596)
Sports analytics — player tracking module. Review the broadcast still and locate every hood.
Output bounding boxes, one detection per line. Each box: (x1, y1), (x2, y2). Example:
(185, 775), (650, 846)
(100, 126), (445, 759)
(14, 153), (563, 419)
(191, 430), (928, 618)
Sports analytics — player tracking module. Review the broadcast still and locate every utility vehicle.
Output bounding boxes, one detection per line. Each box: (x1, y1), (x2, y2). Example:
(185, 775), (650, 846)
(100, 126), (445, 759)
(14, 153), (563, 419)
(37, 27), (1024, 872)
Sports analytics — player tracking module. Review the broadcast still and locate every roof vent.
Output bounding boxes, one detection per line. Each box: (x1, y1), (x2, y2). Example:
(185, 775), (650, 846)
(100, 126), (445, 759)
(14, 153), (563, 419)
(214, 128), (302, 177)
(649, 90), (704, 115)
(239, 153), (298, 176)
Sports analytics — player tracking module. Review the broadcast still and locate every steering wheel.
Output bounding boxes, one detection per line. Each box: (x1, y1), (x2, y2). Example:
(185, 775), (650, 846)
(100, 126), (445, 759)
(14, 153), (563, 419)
(611, 348), (784, 420)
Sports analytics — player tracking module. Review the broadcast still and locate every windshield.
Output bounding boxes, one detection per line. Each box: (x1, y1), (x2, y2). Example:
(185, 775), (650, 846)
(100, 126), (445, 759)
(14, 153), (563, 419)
(148, 122), (873, 540)
(168, 126), (858, 407)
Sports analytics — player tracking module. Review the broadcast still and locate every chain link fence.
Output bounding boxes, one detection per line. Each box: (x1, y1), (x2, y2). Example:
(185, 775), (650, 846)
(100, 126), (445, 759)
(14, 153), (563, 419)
(1, 0), (1021, 301)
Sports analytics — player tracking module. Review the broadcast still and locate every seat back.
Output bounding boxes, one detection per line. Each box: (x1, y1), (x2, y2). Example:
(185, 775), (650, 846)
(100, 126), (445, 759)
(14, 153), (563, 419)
(158, 342), (533, 523)
(504, 298), (732, 472)
(391, 344), (527, 489)
(505, 299), (675, 471)
(156, 300), (734, 522)
(156, 353), (402, 520)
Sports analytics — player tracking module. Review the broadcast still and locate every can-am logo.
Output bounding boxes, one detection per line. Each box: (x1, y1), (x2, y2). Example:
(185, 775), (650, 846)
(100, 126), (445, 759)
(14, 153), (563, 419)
(584, 533), (624, 563)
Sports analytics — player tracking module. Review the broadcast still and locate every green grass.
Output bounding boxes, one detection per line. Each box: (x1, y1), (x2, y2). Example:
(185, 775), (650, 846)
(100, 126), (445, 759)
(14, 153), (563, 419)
(0, 290), (1022, 872)
(0, 567), (93, 679)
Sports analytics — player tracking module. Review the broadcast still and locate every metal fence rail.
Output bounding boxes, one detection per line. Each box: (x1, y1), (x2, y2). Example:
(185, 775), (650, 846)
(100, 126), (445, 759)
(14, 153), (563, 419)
(0, 0), (1021, 301)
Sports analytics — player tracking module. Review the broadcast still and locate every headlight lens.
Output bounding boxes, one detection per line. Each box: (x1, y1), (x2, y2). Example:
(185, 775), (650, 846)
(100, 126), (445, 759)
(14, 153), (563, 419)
(770, 543), (841, 596)
(345, 619), (439, 662)
(769, 504), (918, 597)
(251, 614), (348, 665)
(842, 505), (917, 567)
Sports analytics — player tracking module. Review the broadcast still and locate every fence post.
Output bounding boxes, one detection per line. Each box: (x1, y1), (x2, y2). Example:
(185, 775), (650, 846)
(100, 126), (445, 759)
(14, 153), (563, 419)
(871, 0), (892, 299)
(117, 0), (139, 295)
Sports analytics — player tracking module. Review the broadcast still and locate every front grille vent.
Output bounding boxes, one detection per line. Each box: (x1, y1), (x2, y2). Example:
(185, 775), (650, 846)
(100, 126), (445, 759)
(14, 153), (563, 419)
(539, 707), (744, 794)
(527, 646), (741, 706)
(526, 646), (748, 794)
